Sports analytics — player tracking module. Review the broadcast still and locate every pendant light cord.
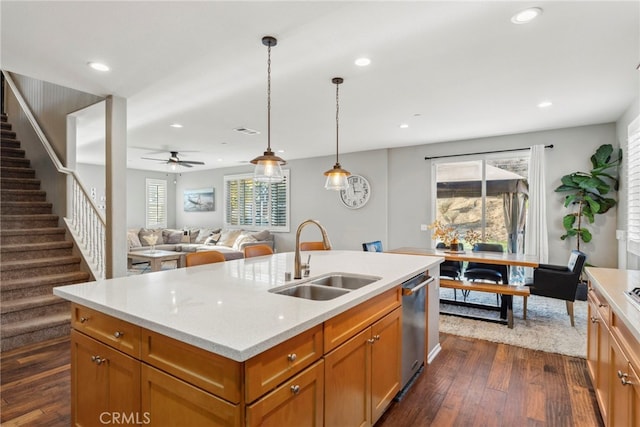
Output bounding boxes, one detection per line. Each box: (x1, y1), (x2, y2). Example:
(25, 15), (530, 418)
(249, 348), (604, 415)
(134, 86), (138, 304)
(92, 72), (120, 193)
(335, 81), (340, 164)
(267, 43), (272, 152)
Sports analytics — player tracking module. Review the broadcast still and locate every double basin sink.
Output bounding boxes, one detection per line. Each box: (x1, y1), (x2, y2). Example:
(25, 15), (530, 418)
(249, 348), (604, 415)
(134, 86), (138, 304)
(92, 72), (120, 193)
(269, 273), (381, 301)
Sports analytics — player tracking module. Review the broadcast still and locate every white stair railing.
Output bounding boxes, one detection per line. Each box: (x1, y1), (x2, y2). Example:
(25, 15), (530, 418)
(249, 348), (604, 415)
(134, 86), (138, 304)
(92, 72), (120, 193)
(3, 71), (106, 279)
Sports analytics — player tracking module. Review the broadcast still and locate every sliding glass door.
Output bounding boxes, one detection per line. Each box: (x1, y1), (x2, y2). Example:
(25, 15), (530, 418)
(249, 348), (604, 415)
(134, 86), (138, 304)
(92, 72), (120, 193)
(432, 154), (529, 253)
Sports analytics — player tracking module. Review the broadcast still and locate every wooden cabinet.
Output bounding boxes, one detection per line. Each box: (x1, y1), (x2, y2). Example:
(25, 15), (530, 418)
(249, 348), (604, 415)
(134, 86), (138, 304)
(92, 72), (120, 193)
(246, 360), (324, 427)
(70, 330), (141, 427)
(324, 307), (402, 427)
(141, 364), (242, 427)
(587, 288), (611, 422)
(586, 275), (640, 427)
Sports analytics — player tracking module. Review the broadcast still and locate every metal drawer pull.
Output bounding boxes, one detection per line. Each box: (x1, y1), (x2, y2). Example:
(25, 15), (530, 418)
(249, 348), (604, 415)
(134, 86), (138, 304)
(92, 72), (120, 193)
(290, 385), (300, 395)
(367, 338), (375, 344)
(114, 331), (124, 338)
(80, 317), (89, 323)
(617, 371), (632, 386)
(91, 355), (108, 365)
(598, 303), (607, 308)
(287, 353), (297, 362)
(590, 316), (599, 323)
(373, 335), (381, 341)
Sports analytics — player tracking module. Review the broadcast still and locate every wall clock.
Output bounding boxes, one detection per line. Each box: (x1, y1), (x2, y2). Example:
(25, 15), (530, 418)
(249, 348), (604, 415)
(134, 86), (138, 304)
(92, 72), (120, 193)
(340, 174), (371, 209)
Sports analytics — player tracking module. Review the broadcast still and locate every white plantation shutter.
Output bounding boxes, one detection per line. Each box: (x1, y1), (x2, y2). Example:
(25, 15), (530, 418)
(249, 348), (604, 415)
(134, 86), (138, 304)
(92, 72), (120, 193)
(146, 178), (167, 228)
(224, 170), (290, 231)
(628, 116), (640, 256)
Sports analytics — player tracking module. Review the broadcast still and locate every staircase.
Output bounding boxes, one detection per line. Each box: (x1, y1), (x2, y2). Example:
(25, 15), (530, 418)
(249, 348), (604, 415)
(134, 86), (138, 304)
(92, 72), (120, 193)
(0, 113), (91, 352)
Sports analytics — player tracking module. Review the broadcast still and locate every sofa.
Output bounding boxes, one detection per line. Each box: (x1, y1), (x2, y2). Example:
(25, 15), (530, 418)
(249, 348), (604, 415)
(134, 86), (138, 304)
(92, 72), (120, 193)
(127, 227), (275, 261)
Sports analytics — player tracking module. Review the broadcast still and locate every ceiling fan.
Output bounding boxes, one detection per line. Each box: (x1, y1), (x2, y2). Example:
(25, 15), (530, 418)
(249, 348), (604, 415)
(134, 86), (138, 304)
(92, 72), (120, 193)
(141, 151), (205, 168)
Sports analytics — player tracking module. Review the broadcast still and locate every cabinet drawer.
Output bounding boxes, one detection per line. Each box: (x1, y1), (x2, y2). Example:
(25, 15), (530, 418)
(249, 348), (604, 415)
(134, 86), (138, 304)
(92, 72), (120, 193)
(141, 328), (242, 404)
(324, 287), (401, 353)
(245, 324), (323, 403)
(71, 304), (141, 357)
(142, 364), (242, 427)
(588, 285), (610, 323)
(610, 312), (640, 371)
(246, 360), (324, 427)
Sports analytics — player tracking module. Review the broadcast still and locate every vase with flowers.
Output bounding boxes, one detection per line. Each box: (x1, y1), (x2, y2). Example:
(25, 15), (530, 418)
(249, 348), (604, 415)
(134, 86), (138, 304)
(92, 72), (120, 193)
(428, 220), (462, 251)
(142, 234), (159, 254)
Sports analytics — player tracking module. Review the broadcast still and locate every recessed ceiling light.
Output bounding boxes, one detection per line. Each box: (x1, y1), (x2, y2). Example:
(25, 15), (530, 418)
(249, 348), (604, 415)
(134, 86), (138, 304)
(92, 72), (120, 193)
(355, 57), (371, 67)
(169, 123), (183, 128)
(511, 7), (543, 24)
(537, 101), (553, 108)
(399, 124), (409, 129)
(87, 61), (110, 72)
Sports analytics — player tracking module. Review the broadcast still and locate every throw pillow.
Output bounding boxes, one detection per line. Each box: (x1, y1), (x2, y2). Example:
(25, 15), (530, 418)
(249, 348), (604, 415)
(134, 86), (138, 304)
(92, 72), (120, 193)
(127, 228), (142, 249)
(194, 228), (222, 244)
(216, 229), (242, 247)
(139, 228), (162, 246)
(233, 231), (257, 250)
(162, 229), (183, 244)
(204, 234), (220, 245)
(251, 230), (271, 242)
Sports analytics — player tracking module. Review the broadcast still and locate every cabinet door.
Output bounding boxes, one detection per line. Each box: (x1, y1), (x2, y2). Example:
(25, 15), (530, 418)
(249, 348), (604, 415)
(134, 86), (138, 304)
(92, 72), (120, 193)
(71, 330), (141, 427)
(630, 363), (640, 427)
(325, 328), (371, 427)
(596, 315), (610, 423)
(246, 360), (324, 427)
(609, 336), (631, 427)
(141, 364), (242, 427)
(587, 299), (599, 380)
(371, 307), (402, 424)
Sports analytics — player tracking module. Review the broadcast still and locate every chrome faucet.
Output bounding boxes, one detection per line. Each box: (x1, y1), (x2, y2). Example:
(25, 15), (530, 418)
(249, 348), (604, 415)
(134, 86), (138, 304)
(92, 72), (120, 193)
(294, 219), (332, 279)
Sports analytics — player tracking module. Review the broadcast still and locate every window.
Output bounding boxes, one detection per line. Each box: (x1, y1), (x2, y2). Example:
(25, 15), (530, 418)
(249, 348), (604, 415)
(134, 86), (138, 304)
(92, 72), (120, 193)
(146, 178), (167, 229)
(628, 115), (640, 256)
(224, 171), (290, 232)
(431, 154), (529, 253)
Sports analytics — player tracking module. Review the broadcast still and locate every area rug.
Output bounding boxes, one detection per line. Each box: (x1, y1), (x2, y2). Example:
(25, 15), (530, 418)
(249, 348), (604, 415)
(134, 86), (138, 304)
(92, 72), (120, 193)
(439, 288), (588, 358)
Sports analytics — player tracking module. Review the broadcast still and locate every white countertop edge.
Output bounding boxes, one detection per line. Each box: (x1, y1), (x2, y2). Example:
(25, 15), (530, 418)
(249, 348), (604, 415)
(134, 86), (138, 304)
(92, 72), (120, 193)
(55, 256), (441, 361)
(585, 267), (640, 344)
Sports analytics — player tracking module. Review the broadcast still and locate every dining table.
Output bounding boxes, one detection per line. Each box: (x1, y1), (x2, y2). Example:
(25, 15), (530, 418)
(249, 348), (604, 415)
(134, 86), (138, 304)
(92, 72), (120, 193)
(388, 247), (540, 327)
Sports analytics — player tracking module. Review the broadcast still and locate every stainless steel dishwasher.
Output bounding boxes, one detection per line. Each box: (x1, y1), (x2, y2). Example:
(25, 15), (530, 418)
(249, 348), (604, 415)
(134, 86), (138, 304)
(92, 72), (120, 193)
(400, 272), (434, 390)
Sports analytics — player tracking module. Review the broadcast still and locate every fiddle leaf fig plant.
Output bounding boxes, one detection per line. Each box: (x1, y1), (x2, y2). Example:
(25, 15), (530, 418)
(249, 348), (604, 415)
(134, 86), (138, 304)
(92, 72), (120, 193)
(555, 144), (622, 251)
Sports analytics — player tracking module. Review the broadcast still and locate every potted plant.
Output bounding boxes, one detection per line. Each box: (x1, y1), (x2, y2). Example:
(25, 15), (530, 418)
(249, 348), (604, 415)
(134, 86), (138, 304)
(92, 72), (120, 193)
(555, 143), (622, 251)
(555, 144), (622, 300)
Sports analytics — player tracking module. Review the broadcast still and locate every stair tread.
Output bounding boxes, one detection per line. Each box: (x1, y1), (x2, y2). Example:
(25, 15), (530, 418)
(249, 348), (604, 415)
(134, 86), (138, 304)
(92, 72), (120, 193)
(1, 312), (70, 338)
(1, 294), (67, 313)
(1, 201), (52, 206)
(1, 214), (58, 219)
(1, 241), (73, 252)
(1, 227), (65, 236)
(0, 255), (82, 271)
(1, 271), (91, 290)
(0, 177), (39, 182)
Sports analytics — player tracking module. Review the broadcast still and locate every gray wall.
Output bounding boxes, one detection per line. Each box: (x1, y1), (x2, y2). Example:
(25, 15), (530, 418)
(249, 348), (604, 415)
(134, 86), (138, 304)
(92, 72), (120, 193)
(146, 122), (620, 267)
(389, 123), (619, 267)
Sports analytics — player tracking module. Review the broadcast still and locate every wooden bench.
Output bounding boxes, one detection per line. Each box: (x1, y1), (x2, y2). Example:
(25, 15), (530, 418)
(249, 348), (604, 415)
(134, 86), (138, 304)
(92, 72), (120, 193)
(439, 278), (530, 328)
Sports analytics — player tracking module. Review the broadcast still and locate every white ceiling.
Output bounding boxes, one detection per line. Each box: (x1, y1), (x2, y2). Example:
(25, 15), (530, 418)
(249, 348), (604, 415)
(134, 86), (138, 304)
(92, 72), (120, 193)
(2, 1), (638, 172)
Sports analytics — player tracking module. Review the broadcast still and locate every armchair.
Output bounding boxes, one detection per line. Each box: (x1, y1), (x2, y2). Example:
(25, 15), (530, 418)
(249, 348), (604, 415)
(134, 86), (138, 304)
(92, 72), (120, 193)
(525, 250), (587, 326)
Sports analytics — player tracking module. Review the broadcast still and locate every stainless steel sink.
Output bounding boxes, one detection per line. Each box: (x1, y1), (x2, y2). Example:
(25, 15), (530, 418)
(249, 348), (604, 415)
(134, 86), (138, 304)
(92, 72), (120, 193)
(310, 273), (381, 290)
(270, 284), (349, 301)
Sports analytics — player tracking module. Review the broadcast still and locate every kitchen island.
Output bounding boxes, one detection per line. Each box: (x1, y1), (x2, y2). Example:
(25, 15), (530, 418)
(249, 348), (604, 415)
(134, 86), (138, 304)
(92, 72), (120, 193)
(54, 250), (442, 426)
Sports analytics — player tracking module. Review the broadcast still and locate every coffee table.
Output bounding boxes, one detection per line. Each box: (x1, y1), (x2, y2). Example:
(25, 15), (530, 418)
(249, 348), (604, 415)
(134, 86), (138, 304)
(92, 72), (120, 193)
(127, 250), (185, 272)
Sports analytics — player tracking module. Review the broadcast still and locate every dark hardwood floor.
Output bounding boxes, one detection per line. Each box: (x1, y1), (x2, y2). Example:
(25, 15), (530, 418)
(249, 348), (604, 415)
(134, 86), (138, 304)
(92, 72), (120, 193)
(0, 333), (602, 427)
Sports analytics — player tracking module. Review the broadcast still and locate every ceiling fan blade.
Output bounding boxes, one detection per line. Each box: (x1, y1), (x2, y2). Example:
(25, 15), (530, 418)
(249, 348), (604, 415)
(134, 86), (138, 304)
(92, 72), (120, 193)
(179, 162), (193, 168)
(178, 160), (206, 165)
(141, 157), (169, 162)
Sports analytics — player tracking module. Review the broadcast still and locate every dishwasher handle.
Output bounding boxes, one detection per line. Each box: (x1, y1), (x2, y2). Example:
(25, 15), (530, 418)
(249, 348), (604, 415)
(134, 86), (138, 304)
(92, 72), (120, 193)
(401, 276), (434, 296)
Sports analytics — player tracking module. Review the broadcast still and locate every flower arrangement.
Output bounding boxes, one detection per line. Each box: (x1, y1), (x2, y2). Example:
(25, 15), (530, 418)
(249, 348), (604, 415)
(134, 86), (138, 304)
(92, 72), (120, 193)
(428, 220), (460, 247)
(142, 234), (159, 253)
(429, 220), (483, 249)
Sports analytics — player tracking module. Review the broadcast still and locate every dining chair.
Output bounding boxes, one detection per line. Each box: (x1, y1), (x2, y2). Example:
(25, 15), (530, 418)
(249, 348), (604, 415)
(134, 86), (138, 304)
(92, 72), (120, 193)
(300, 241), (329, 251)
(362, 241), (383, 252)
(463, 243), (508, 304)
(243, 244), (274, 258)
(185, 250), (226, 267)
(525, 250), (586, 326)
(436, 242), (464, 299)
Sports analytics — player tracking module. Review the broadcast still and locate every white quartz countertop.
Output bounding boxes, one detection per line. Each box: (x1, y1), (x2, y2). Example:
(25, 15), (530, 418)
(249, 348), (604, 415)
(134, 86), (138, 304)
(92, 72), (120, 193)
(54, 250), (442, 362)
(585, 267), (640, 343)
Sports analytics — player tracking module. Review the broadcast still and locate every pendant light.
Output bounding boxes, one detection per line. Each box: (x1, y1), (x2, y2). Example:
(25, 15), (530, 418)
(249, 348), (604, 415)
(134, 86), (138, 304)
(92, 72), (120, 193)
(324, 77), (351, 190)
(251, 36), (286, 182)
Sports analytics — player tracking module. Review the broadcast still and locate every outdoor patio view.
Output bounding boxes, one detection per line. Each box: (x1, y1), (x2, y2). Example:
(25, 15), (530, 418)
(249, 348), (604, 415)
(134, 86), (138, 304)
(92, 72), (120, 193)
(434, 156), (529, 253)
